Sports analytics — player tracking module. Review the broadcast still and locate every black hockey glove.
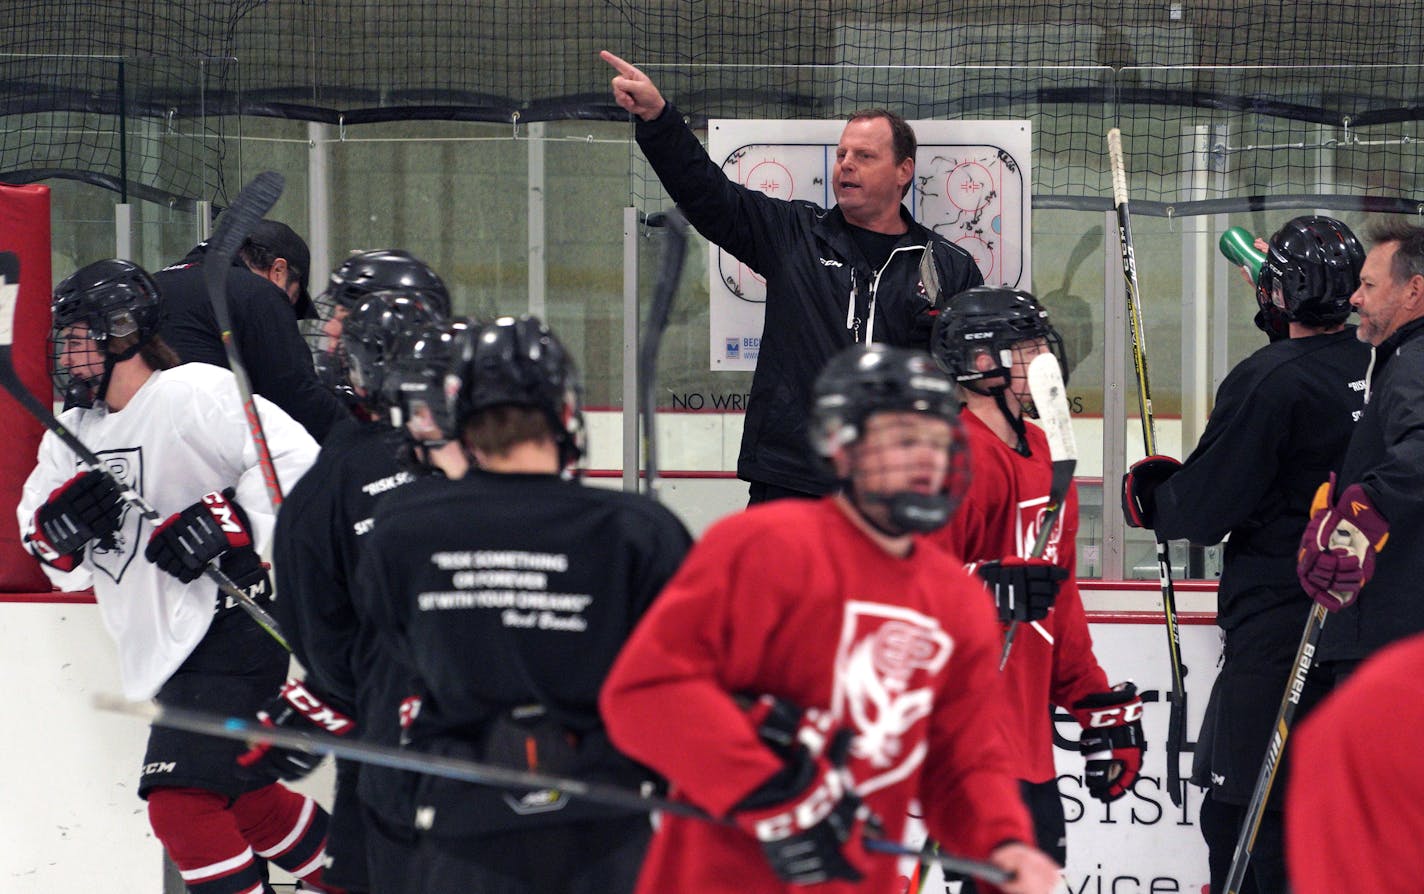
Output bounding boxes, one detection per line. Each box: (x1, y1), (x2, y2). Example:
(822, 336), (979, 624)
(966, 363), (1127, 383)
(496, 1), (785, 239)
(26, 470), (123, 571)
(735, 695), (881, 885)
(731, 744), (878, 885)
(976, 557), (1068, 623)
(145, 489), (255, 583)
(1071, 682), (1146, 803)
(1121, 455), (1182, 529)
(237, 678), (355, 781)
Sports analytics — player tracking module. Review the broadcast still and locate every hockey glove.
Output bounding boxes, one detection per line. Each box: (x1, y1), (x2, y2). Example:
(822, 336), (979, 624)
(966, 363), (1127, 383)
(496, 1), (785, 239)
(145, 489), (254, 584)
(977, 557), (1068, 623)
(1297, 474), (1389, 612)
(1071, 682), (1146, 803)
(732, 745), (878, 885)
(745, 694), (843, 763)
(1121, 455), (1182, 529)
(25, 470), (123, 571)
(236, 678), (355, 781)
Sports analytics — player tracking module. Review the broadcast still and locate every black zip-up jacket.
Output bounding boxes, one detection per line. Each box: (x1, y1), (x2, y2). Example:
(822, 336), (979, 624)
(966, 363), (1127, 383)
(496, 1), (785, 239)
(636, 105), (984, 494)
(1321, 316), (1424, 662)
(156, 248), (348, 442)
(1152, 329), (1370, 631)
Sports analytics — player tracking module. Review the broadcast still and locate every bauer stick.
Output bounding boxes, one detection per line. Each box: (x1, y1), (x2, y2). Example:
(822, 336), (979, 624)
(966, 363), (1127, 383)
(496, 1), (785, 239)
(0, 252), (290, 651)
(1107, 127), (1189, 807)
(1000, 352), (1078, 669)
(204, 171), (287, 511)
(638, 208), (689, 501)
(1222, 603), (1327, 894)
(93, 693), (1012, 886)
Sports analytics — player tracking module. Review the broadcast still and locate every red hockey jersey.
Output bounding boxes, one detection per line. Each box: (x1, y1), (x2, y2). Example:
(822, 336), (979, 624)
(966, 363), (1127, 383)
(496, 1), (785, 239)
(1287, 633), (1424, 893)
(930, 410), (1110, 783)
(601, 496), (1033, 894)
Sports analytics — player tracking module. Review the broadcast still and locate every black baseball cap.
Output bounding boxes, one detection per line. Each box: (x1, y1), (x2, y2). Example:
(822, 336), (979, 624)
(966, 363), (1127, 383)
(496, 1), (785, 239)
(245, 220), (316, 319)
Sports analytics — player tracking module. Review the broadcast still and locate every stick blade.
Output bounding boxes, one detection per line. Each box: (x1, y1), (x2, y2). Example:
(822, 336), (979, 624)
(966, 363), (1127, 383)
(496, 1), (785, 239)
(208, 172), (286, 261)
(1027, 352), (1077, 464)
(203, 172), (287, 304)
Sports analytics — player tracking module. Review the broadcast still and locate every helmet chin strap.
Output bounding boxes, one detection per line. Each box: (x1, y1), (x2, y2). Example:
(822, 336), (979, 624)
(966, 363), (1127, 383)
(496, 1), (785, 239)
(990, 388), (1032, 457)
(844, 480), (952, 536)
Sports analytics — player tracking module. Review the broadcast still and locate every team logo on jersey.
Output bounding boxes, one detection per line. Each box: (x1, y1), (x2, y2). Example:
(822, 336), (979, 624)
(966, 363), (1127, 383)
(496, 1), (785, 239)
(831, 601), (953, 795)
(87, 448), (143, 585)
(1016, 494), (1065, 564)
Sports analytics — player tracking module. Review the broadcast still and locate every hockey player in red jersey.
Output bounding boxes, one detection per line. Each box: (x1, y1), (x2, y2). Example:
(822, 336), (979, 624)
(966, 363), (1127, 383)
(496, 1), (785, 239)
(601, 343), (1062, 894)
(1285, 632), (1424, 893)
(928, 287), (1145, 883)
(18, 260), (338, 894)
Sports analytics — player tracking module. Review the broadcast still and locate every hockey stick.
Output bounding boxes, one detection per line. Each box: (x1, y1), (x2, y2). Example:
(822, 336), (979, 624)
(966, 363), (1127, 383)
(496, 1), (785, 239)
(1221, 603), (1327, 893)
(638, 208), (689, 501)
(93, 693), (1013, 886)
(203, 171), (287, 511)
(0, 252), (291, 653)
(1000, 353), (1078, 669)
(1107, 128), (1189, 807)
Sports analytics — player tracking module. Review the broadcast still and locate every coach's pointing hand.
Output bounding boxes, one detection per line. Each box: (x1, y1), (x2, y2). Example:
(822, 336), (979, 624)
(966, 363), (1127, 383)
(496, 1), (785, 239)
(601, 50), (666, 121)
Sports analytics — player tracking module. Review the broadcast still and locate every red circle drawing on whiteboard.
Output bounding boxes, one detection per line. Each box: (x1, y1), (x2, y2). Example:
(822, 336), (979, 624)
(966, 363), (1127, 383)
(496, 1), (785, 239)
(744, 160), (795, 199)
(955, 234), (995, 280)
(946, 161), (994, 213)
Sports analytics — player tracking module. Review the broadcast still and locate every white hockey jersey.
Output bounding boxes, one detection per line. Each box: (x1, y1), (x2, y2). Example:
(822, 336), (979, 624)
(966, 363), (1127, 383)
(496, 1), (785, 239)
(17, 363), (319, 698)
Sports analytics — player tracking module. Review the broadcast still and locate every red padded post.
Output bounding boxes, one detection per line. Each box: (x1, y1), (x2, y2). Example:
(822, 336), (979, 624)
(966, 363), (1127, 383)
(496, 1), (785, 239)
(0, 183), (54, 592)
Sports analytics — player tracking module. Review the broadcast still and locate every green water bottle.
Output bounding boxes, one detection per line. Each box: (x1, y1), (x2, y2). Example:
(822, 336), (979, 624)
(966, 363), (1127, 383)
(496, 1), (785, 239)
(1219, 226), (1265, 281)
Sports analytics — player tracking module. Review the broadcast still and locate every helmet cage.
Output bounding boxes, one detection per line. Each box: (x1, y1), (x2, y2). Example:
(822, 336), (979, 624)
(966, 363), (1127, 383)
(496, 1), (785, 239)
(49, 259), (163, 408)
(340, 290), (448, 407)
(811, 344), (969, 534)
(931, 287), (1069, 395)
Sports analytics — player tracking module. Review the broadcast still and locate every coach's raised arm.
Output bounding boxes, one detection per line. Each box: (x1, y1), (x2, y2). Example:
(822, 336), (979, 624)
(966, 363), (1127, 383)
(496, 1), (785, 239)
(600, 49), (984, 504)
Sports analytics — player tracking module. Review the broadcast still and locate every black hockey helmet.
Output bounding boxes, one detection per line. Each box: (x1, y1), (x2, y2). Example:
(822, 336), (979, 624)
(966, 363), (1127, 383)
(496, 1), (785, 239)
(384, 316), (477, 444)
(451, 315), (585, 467)
(306, 248), (450, 401)
(1255, 216), (1363, 332)
(50, 258), (164, 408)
(811, 343), (968, 534)
(930, 286), (1068, 393)
(319, 249), (450, 315)
(340, 290), (450, 406)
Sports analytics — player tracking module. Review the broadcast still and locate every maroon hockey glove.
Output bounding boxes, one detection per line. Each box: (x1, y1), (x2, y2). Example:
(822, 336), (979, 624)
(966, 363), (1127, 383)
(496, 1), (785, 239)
(1297, 475), (1389, 612)
(145, 489), (254, 583)
(25, 470), (123, 571)
(732, 747), (879, 885)
(1071, 682), (1146, 803)
(1121, 455), (1182, 529)
(237, 678), (354, 781)
(977, 557), (1068, 623)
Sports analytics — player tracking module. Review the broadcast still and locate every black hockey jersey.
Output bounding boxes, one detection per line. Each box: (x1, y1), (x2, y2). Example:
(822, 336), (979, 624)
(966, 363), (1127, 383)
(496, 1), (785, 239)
(355, 470), (691, 836)
(1152, 328), (1369, 630)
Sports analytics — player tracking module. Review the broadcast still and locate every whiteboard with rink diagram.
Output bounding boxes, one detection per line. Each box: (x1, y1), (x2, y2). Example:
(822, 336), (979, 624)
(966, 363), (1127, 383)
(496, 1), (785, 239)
(708, 118), (1031, 371)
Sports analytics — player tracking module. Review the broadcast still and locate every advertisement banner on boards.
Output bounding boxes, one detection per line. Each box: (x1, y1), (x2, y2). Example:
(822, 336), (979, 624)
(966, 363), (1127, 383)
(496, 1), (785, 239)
(902, 617), (1220, 894)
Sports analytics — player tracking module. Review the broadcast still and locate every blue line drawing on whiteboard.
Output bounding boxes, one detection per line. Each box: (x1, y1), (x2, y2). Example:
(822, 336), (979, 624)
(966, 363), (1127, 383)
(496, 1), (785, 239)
(716, 140), (1026, 306)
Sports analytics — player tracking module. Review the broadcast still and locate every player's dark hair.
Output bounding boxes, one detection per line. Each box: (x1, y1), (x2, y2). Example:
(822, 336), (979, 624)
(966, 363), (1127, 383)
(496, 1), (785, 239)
(462, 404), (555, 458)
(1366, 218), (1424, 284)
(848, 108), (916, 198)
(138, 335), (180, 370)
(237, 240), (279, 274)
